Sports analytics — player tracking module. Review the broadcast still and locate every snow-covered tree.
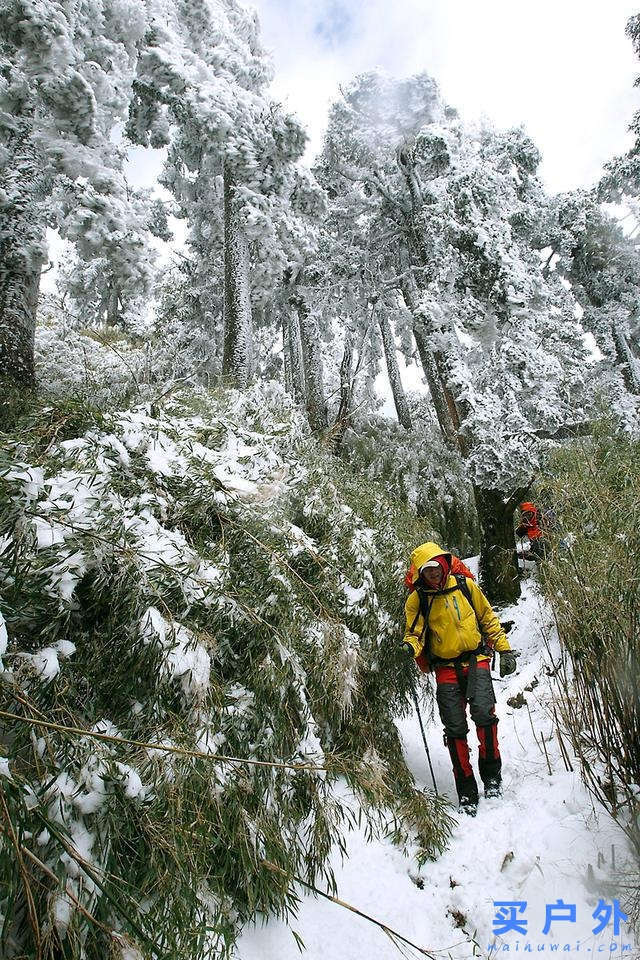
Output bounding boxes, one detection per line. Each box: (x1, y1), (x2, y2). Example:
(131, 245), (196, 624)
(152, 252), (221, 383)
(315, 74), (458, 440)
(0, 111), (44, 384)
(551, 192), (640, 412)
(577, 13), (640, 414)
(53, 184), (165, 329)
(600, 13), (640, 198)
(127, 0), (307, 387)
(0, 0), (151, 383)
(286, 165), (397, 445)
(319, 72), (589, 602)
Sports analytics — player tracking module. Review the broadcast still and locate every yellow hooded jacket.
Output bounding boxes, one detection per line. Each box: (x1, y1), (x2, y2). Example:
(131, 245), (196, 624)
(404, 542), (511, 664)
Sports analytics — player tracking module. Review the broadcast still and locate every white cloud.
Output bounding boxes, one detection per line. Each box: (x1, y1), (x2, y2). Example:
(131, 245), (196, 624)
(251, 0), (640, 192)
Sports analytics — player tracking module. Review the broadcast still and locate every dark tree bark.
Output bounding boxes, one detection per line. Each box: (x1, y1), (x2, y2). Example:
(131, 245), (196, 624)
(378, 306), (412, 430)
(330, 333), (354, 453)
(287, 307), (307, 406)
(282, 311), (293, 395)
(106, 284), (120, 327)
(293, 295), (328, 433)
(222, 157), (252, 387)
(0, 118), (45, 387)
(474, 486), (521, 606)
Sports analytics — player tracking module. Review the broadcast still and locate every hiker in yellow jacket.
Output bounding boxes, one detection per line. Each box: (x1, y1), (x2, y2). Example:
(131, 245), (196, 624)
(403, 542), (517, 815)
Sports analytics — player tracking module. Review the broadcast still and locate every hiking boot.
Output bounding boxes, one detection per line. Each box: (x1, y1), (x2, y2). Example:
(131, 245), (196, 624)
(456, 773), (479, 817)
(484, 777), (502, 799)
(458, 795), (478, 817)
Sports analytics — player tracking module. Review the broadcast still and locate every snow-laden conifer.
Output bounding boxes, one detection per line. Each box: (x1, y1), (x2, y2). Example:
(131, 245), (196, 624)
(551, 191), (640, 420)
(127, 0), (308, 386)
(0, 0), (155, 380)
(318, 71), (591, 601)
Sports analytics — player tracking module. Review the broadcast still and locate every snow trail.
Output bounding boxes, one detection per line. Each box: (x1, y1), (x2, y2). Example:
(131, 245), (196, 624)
(237, 570), (638, 959)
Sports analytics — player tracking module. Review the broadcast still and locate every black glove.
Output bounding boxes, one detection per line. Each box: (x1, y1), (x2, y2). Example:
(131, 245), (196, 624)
(500, 650), (517, 678)
(402, 642), (415, 658)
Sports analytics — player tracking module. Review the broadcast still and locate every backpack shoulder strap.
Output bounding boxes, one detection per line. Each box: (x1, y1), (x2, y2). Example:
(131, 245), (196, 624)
(453, 575), (494, 653)
(454, 573), (475, 613)
(408, 585), (432, 642)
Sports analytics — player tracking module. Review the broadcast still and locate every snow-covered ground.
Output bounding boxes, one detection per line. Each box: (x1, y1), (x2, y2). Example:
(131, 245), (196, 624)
(237, 569), (638, 960)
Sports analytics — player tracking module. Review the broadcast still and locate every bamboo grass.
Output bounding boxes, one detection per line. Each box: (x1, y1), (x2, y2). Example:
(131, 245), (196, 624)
(0, 709), (336, 773)
(0, 385), (452, 958)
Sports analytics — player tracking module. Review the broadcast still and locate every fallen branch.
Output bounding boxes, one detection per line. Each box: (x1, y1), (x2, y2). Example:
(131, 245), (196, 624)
(261, 859), (439, 959)
(0, 708), (333, 773)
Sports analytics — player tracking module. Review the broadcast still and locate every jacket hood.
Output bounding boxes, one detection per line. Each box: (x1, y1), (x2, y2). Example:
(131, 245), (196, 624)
(409, 542), (452, 583)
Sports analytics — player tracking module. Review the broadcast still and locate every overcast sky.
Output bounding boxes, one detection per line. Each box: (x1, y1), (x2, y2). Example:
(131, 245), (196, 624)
(250, 0), (640, 194)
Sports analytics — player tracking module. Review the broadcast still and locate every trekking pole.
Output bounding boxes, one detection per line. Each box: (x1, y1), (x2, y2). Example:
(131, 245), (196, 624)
(409, 679), (438, 795)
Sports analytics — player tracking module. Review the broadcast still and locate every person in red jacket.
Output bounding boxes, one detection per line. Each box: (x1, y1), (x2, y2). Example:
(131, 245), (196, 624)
(516, 501), (546, 561)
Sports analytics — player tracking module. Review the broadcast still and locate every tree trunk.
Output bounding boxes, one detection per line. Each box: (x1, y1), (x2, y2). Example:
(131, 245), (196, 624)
(0, 118), (46, 387)
(401, 277), (457, 446)
(106, 284), (120, 327)
(222, 157), (252, 387)
(612, 322), (640, 395)
(474, 486), (521, 606)
(287, 308), (307, 406)
(401, 238), (475, 447)
(412, 317), (460, 444)
(282, 311), (293, 395)
(402, 265), (520, 602)
(330, 333), (354, 453)
(378, 306), (412, 429)
(294, 296), (328, 433)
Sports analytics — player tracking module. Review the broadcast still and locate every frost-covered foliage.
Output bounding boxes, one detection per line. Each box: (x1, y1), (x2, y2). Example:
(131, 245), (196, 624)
(126, 0), (310, 385)
(573, 13), (640, 418)
(0, 382), (451, 958)
(153, 255), (222, 381)
(601, 13), (640, 198)
(52, 184), (162, 329)
(539, 425), (640, 922)
(0, 0), (159, 378)
(34, 311), (164, 409)
(314, 70), (605, 602)
(551, 191), (640, 418)
(34, 289), (223, 408)
(317, 72), (592, 491)
(286, 186), (390, 444)
(342, 408), (478, 556)
(35, 316), (147, 408)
